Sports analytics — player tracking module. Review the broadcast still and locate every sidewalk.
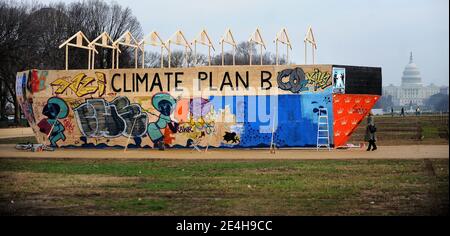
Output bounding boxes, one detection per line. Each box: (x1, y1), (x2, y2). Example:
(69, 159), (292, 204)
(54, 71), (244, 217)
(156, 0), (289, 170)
(0, 128), (34, 139)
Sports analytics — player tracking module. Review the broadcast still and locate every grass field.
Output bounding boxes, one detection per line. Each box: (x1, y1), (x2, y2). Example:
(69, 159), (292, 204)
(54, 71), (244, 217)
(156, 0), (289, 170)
(0, 158), (448, 215)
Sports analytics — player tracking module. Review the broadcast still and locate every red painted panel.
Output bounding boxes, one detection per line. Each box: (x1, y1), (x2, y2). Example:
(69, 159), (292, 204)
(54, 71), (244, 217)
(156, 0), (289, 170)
(333, 94), (380, 147)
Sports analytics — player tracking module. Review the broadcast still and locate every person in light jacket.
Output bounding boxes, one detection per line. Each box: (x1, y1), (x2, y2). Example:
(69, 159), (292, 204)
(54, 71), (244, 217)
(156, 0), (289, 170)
(364, 111), (377, 151)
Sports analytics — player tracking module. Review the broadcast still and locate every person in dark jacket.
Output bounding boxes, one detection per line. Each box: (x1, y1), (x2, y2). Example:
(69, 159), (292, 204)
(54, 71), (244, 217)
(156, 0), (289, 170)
(364, 111), (377, 151)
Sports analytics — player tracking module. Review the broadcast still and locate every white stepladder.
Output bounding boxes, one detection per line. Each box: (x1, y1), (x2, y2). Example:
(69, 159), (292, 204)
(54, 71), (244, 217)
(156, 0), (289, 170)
(317, 107), (331, 151)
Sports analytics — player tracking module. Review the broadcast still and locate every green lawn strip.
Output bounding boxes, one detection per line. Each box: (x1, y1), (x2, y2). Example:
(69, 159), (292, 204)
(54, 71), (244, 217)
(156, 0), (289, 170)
(0, 159), (447, 215)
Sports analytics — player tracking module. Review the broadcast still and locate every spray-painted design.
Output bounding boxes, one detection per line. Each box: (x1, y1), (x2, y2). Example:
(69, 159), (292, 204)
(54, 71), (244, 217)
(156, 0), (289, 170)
(74, 96), (148, 138)
(16, 66), (381, 149)
(277, 67), (309, 93)
(29, 70), (48, 93)
(62, 118), (75, 135)
(37, 97), (69, 146)
(234, 90), (334, 147)
(16, 72), (36, 124)
(305, 68), (332, 91)
(277, 67), (332, 93)
(333, 94), (380, 147)
(51, 72), (106, 97)
(223, 131), (240, 143)
(146, 93), (179, 149)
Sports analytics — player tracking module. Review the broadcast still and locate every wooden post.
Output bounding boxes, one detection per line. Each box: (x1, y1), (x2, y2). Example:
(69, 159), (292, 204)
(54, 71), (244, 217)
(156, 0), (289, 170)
(249, 42), (252, 66)
(65, 45), (68, 70)
(92, 49), (95, 69)
(194, 42), (197, 65)
(112, 48), (115, 69)
(233, 47), (235, 65)
(168, 42), (171, 68)
(142, 48), (145, 69)
(260, 44), (263, 65)
(276, 40), (279, 66)
(134, 48), (137, 69)
(116, 47), (119, 69)
(185, 46), (188, 67)
(88, 49), (91, 70)
(304, 42), (307, 64)
(221, 42), (224, 66)
(286, 44), (289, 65)
(208, 45), (211, 66)
(160, 46), (163, 68)
(269, 110), (276, 154)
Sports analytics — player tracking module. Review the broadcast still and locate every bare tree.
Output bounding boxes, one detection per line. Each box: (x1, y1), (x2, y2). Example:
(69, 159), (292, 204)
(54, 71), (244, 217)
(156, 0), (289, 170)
(211, 41), (286, 66)
(0, 0), (143, 124)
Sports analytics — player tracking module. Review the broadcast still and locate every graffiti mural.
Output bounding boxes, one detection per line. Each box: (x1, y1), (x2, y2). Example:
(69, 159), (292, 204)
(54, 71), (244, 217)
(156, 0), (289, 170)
(37, 97), (69, 146)
(146, 93), (179, 149)
(16, 66), (381, 149)
(28, 70), (48, 93)
(305, 68), (332, 91)
(74, 97), (148, 138)
(277, 67), (309, 93)
(51, 72), (106, 97)
(333, 94), (380, 147)
(16, 72), (36, 124)
(62, 118), (75, 135)
(223, 131), (240, 143)
(277, 67), (332, 93)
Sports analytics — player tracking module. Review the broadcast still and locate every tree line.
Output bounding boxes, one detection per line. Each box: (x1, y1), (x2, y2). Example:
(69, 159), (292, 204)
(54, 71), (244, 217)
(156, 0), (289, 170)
(0, 0), (288, 125)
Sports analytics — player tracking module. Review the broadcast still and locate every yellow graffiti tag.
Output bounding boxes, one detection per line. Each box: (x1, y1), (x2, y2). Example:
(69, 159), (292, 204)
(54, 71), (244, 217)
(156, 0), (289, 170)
(305, 68), (332, 91)
(51, 72), (106, 97)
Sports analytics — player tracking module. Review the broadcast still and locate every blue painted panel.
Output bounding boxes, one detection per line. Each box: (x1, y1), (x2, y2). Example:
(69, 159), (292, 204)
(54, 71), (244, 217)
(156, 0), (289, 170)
(209, 88), (334, 148)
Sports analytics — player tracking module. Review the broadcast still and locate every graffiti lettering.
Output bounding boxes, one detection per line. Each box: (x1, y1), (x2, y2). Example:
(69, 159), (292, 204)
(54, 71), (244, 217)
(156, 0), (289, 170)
(277, 67), (308, 93)
(74, 97), (148, 138)
(62, 118), (75, 135)
(305, 68), (332, 91)
(51, 72), (106, 97)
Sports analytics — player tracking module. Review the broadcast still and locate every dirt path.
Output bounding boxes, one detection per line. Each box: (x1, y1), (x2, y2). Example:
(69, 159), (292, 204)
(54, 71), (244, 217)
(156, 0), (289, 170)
(0, 128), (34, 139)
(0, 144), (447, 160)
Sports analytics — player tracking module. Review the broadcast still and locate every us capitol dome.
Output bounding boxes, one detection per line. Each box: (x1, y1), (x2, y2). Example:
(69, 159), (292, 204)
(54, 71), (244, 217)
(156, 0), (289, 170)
(383, 52), (448, 108)
(401, 52), (422, 87)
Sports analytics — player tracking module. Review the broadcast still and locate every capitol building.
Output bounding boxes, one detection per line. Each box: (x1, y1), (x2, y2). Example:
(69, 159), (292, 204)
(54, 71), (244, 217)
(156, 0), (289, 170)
(383, 52), (448, 109)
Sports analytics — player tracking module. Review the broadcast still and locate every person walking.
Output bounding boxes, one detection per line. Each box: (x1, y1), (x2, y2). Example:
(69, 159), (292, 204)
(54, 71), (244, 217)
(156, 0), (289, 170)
(391, 107), (394, 117)
(400, 107), (405, 117)
(365, 111), (377, 151)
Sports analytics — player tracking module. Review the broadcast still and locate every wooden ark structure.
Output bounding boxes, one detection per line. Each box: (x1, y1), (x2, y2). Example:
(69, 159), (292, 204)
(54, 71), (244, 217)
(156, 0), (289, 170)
(16, 65), (381, 149)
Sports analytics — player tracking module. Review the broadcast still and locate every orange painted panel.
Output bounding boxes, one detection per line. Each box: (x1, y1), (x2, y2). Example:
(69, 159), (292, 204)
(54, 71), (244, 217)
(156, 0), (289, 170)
(333, 94), (380, 147)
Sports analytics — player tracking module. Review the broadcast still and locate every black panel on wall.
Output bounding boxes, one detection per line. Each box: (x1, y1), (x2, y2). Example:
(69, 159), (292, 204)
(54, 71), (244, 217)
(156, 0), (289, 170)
(333, 65), (382, 95)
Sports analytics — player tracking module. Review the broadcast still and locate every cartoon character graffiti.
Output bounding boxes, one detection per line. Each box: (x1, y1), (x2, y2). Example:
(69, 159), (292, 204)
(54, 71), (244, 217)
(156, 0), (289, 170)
(147, 93), (179, 150)
(37, 97), (69, 147)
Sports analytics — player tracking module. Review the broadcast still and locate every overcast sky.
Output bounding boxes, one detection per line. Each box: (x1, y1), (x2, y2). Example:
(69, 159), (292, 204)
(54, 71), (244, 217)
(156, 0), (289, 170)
(38, 0), (449, 86)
